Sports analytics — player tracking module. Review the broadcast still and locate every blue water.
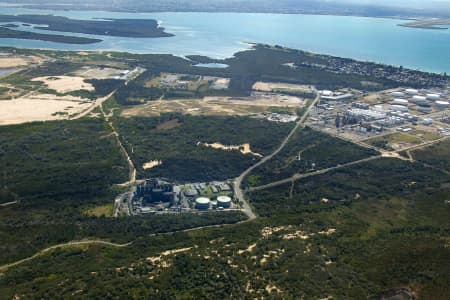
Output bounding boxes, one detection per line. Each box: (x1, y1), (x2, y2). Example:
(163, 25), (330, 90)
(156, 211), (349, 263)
(195, 63), (229, 68)
(0, 5), (449, 73)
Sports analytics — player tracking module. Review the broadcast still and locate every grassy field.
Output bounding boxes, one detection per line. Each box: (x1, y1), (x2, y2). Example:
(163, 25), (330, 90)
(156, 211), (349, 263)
(365, 132), (423, 151)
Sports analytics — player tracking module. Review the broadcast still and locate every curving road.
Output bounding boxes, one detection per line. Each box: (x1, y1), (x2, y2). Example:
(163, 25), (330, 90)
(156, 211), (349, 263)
(234, 95), (321, 220)
(0, 240), (132, 273)
(249, 155), (381, 192)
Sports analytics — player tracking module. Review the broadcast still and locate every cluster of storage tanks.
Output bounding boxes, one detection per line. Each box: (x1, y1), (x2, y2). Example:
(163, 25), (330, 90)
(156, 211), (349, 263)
(195, 195), (232, 210)
(390, 89), (449, 112)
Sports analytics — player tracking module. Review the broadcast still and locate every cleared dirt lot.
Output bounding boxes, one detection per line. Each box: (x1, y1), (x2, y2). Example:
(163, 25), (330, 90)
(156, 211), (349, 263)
(121, 97), (264, 117)
(0, 95), (92, 125)
(0, 55), (43, 68)
(121, 96), (302, 117)
(31, 76), (95, 93)
(252, 81), (314, 93)
(73, 67), (126, 79)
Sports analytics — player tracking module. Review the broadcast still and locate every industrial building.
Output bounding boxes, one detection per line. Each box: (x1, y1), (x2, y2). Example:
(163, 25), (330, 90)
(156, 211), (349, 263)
(319, 90), (354, 101)
(135, 179), (175, 205)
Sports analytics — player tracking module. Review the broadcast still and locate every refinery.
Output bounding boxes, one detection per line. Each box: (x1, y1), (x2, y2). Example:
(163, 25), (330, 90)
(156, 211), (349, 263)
(309, 86), (450, 142)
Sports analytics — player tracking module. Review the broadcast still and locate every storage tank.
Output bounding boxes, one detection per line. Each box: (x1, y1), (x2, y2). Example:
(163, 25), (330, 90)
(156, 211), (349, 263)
(422, 118), (433, 125)
(195, 197), (210, 210)
(391, 91), (405, 97)
(392, 99), (408, 106)
(217, 196), (232, 208)
(416, 105), (432, 113)
(435, 101), (449, 110)
(426, 93), (440, 100)
(411, 95), (427, 105)
(405, 89), (419, 95)
(390, 105), (408, 112)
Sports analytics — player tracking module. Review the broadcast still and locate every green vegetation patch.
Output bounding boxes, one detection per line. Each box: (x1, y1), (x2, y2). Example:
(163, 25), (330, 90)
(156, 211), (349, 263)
(246, 126), (378, 187)
(115, 114), (294, 182)
(249, 158), (449, 217)
(410, 139), (450, 173)
(365, 132), (423, 151)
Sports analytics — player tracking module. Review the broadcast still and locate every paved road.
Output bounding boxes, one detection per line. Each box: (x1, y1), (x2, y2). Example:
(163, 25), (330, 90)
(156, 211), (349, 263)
(0, 201), (18, 207)
(249, 155), (381, 191)
(0, 218), (254, 273)
(234, 95), (321, 220)
(71, 90), (117, 120)
(0, 240), (132, 273)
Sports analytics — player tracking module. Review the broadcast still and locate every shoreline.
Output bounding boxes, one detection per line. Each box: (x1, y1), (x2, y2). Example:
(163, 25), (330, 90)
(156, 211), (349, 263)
(1, 41), (448, 76)
(0, 2), (441, 22)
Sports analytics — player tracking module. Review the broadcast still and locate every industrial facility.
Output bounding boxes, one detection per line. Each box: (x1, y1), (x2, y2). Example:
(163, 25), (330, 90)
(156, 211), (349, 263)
(114, 178), (238, 216)
(309, 85), (450, 141)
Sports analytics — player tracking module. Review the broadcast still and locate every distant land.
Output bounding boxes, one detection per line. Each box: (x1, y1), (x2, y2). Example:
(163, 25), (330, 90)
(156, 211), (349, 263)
(0, 27), (101, 44)
(0, 15), (174, 38)
(399, 18), (450, 30)
(4, 0), (450, 19)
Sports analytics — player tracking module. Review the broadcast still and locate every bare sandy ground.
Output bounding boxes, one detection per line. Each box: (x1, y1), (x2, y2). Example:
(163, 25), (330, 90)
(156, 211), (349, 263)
(73, 67), (125, 80)
(252, 81), (314, 93)
(121, 95), (303, 118)
(32, 76), (95, 93)
(0, 56), (42, 68)
(0, 97), (91, 125)
(226, 93), (305, 107)
(197, 141), (263, 157)
(143, 160), (162, 170)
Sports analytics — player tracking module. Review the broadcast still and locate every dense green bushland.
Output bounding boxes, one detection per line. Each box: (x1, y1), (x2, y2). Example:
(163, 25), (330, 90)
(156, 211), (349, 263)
(246, 126), (378, 186)
(0, 118), (246, 265)
(410, 139), (450, 173)
(1, 158), (448, 299)
(114, 114), (294, 182)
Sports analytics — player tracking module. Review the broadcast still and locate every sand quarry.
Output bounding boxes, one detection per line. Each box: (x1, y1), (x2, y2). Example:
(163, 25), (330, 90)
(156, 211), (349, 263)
(0, 94), (92, 126)
(73, 66), (126, 80)
(0, 55), (42, 69)
(32, 76), (95, 94)
(197, 141), (263, 157)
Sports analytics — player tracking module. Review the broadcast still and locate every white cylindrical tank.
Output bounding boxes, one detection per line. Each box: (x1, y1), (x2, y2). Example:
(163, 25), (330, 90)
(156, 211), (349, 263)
(405, 89), (419, 95)
(392, 99), (408, 106)
(390, 105), (408, 112)
(391, 91), (405, 97)
(195, 197), (210, 210)
(217, 196), (232, 208)
(411, 95), (427, 105)
(435, 101), (449, 110)
(426, 93), (440, 100)
(416, 105), (432, 113)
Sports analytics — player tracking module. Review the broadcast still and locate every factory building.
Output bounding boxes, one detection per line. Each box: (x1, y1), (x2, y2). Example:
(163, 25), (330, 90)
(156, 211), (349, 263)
(319, 90), (354, 101)
(135, 179), (174, 204)
(345, 108), (386, 121)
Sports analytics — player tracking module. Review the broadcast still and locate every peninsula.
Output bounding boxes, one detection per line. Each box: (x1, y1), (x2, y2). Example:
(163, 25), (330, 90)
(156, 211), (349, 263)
(0, 14), (174, 39)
